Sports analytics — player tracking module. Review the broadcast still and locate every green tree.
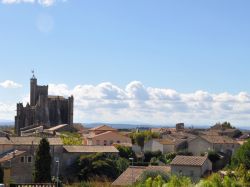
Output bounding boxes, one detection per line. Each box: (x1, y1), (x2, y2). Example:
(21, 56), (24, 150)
(60, 132), (82, 145)
(115, 157), (129, 175)
(33, 138), (52, 183)
(231, 139), (250, 169)
(77, 153), (120, 181)
(134, 133), (146, 152)
(115, 145), (136, 159)
(165, 175), (192, 187)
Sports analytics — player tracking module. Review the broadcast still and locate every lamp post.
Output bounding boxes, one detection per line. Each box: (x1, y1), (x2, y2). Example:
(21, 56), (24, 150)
(55, 160), (60, 187)
(129, 158), (134, 186)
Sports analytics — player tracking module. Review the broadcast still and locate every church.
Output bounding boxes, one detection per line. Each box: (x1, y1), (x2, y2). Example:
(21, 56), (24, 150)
(15, 73), (74, 136)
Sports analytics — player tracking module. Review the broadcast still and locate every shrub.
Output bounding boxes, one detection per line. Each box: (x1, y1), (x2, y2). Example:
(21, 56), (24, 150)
(144, 150), (162, 162)
(139, 170), (169, 183)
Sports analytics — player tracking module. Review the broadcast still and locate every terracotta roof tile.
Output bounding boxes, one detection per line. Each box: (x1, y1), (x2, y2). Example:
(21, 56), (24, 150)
(171, 156), (208, 166)
(63, 145), (119, 153)
(112, 166), (171, 186)
(0, 150), (26, 163)
(201, 135), (238, 144)
(112, 166), (146, 186)
(0, 137), (63, 145)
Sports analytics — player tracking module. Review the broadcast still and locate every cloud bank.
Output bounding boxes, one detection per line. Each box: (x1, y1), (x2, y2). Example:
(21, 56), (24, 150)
(48, 81), (250, 126)
(0, 80), (22, 88)
(0, 81), (249, 126)
(1, 0), (66, 6)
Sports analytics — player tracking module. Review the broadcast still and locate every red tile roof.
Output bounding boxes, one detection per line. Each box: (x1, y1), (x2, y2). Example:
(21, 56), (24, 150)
(170, 156), (208, 167)
(0, 150), (26, 163)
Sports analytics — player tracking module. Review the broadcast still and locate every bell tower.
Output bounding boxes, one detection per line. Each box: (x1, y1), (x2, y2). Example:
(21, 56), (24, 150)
(30, 70), (37, 106)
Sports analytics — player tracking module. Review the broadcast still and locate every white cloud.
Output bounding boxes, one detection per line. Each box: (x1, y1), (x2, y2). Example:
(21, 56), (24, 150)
(46, 81), (250, 126)
(1, 0), (66, 6)
(1, 81), (250, 126)
(0, 80), (22, 88)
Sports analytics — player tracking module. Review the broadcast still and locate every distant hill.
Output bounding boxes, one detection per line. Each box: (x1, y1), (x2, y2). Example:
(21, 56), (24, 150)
(0, 121), (14, 126)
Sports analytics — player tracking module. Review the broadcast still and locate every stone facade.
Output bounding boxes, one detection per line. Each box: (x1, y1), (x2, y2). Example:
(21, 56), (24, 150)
(170, 156), (212, 182)
(188, 136), (240, 156)
(15, 75), (74, 135)
(0, 137), (63, 183)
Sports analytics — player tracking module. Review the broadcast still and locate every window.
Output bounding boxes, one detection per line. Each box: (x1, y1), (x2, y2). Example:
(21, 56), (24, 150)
(117, 140), (120, 143)
(104, 140), (107, 146)
(20, 156), (25, 163)
(110, 140), (113, 145)
(27, 156), (32, 163)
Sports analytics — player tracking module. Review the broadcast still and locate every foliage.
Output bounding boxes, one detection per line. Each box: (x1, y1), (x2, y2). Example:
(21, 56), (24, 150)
(134, 133), (146, 152)
(77, 153), (127, 181)
(33, 138), (52, 183)
(234, 164), (250, 186)
(130, 131), (160, 151)
(231, 139), (250, 169)
(60, 132), (82, 145)
(149, 157), (159, 166)
(139, 170), (169, 183)
(135, 175), (192, 187)
(165, 175), (192, 187)
(165, 153), (176, 164)
(115, 157), (130, 175)
(214, 122), (235, 129)
(197, 173), (238, 187)
(115, 145), (136, 160)
(177, 151), (193, 156)
(144, 150), (162, 163)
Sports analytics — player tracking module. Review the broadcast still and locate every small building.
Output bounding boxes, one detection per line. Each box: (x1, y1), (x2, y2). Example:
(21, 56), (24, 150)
(133, 138), (187, 154)
(84, 125), (131, 146)
(89, 125), (117, 135)
(188, 135), (240, 156)
(170, 155), (212, 181)
(62, 145), (119, 172)
(0, 137), (63, 183)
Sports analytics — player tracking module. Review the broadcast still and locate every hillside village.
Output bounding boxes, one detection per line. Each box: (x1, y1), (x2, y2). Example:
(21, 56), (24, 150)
(0, 76), (249, 187)
(0, 121), (249, 186)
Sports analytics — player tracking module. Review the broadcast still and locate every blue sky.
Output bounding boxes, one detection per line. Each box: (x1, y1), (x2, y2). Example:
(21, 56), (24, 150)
(0, 0), (250, 126)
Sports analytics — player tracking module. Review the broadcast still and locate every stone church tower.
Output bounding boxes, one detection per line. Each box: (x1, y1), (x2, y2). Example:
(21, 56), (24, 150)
(15, 73), (74, 135)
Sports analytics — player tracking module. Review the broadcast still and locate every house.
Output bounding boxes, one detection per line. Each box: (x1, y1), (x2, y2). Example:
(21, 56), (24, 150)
(84, 125), (131, 146)
(0, 137), (63, 183)
(203, 129), (242, 138)
(89, 125), (117, 135)
(170, 156), (212, 181)
(132, 138), (187, 154)
(188, 135), (240, 156)
(112, 166), (170, 186)
(62, 145), (119, 169)
(0, 136), (120, 183)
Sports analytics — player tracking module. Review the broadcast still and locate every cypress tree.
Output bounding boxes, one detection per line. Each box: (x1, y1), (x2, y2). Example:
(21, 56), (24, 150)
(34, 138), (52, 183)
